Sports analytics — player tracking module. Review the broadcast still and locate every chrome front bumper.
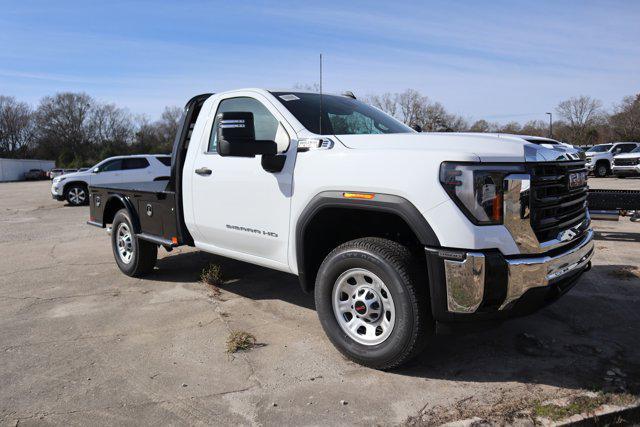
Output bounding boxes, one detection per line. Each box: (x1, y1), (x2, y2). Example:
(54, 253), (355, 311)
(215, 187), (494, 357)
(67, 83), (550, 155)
(436, 229), (594, 314)
(612, 165), (640, 173)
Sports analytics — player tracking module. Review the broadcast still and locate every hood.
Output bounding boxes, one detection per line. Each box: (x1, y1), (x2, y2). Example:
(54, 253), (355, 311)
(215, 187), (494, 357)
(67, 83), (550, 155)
(55, 171), (85, 180)
(614, 152), (640, 159)
(334, 133), (584, 163)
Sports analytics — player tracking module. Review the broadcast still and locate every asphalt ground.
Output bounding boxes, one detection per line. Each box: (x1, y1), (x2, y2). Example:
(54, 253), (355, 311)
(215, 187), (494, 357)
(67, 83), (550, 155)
(1, 180), (639, 425)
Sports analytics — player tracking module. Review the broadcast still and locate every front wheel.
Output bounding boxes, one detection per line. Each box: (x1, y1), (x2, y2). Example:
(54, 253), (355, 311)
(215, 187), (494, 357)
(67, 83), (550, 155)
(65, 184), (89, 206)
(111, 209), (157, 277)
(595, 163), (609, 178)
(314, 237), (432, 370)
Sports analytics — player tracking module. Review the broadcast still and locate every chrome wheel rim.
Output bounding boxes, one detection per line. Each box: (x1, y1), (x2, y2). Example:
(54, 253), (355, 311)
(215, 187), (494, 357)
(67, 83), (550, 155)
(69, 187), (86, 204)
(116, 223), (133, 264)
(332, 268), (396, 346)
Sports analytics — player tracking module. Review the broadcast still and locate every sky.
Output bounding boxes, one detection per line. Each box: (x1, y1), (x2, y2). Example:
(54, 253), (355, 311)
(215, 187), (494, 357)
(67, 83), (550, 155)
(1, 0), (639, 123)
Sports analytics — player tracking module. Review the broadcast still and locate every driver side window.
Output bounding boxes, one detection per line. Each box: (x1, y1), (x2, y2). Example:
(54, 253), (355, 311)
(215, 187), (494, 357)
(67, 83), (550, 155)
(208, 97), (279, 152)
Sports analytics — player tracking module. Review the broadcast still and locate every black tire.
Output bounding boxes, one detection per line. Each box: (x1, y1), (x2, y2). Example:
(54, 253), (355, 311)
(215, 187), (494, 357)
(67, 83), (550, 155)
(595, 163), (609, 178)
(314, 237), (432, 370)
(65, 183), (89, 206)
(111, 209), (157, 277)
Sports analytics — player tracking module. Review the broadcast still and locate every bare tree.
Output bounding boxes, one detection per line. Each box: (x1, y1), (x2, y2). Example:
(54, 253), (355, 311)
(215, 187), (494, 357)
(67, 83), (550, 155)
(34, 92), (95, 164)
(0, 96), (35, 157)
(609, 93), (640, 141)
(421, 102), (468, 132)
(469, 119), (491, 133)
(555, 95), (603, 145)
(366, 93), (399, 118)
(155, 106), (182, 153)
(396, 89), (428, 126)
(520, 120), (548, 137)
(91, 103), (135, 159)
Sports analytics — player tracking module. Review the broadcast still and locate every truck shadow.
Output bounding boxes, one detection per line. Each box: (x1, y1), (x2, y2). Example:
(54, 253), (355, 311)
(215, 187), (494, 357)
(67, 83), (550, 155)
(594, 230), (640, 243)
(149, 250), (314, 310)
(149, 252), (640, 393)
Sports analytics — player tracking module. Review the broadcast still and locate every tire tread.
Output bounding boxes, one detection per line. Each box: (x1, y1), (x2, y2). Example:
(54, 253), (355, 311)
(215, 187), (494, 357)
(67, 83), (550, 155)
(317, 237), (431, 370)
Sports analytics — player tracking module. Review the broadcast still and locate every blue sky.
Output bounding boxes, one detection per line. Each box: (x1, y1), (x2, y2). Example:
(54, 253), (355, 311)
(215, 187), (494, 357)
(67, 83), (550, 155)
(1, 0), (639, 123)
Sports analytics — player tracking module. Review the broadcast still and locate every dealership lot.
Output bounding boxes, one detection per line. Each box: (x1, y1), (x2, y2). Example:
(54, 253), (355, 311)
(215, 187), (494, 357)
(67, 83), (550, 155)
(1, 180), (639, 425)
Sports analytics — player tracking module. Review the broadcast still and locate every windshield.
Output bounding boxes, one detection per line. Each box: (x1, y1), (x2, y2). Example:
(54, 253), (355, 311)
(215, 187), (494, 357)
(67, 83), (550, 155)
(587, 144), (612, 153)
(271, 92), (413, 135)
(631, 146), (640, 153)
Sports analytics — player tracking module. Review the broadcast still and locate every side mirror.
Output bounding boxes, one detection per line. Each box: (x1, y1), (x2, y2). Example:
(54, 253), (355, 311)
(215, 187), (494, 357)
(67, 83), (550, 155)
(216, 112), (277, 157)
(93, 167), (100, 173)
(411, 124), (422, 132)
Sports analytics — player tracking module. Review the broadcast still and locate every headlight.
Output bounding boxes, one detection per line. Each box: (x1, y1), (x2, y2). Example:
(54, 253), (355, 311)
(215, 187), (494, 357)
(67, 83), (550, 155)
(54, 177), (66, 183)
(440, 162), (525, 225)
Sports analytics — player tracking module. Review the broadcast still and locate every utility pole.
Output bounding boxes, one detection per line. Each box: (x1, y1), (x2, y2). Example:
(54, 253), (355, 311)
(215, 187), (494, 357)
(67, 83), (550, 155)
(545, 112), (553, 138)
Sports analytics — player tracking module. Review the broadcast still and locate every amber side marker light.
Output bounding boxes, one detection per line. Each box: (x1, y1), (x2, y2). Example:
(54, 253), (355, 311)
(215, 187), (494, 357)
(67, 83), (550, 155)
(343, 192), (375, 200)
(171, 237), (178, 245)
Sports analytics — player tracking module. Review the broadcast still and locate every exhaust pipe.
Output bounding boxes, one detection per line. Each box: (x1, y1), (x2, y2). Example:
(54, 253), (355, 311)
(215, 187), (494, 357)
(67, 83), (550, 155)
(589, 210), (619, 221)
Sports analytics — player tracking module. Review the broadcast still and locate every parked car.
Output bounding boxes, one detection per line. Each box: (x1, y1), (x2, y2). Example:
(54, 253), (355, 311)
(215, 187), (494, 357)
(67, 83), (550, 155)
(612, 145), (640, 178)
(87, 90), (593, 370)
(51, 154), (171, 206)
(24, 169), (46, 180)
(48, 168), (65, 179)
(585, 142), (640, 177)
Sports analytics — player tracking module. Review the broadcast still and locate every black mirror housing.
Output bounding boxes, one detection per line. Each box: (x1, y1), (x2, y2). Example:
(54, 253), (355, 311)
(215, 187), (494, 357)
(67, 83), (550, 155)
(411, 124), (422, 132)
(216, 112), (277, 157)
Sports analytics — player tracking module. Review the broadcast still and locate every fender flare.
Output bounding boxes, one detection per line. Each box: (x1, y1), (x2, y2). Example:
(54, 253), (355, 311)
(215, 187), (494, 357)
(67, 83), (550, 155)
(62, 180), (89, 194)
(295, 191), (440, 292)
(103, 194), (141, 233)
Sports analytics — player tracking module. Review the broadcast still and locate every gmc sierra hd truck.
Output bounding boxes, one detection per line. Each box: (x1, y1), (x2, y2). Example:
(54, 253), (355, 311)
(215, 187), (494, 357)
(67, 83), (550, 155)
(88, 89), (594, 370)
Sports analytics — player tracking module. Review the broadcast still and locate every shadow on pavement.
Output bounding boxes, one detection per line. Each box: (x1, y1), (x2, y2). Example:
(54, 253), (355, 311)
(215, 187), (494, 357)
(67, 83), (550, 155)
(147, 251), (640, 394)
(594, 230), (640, 243)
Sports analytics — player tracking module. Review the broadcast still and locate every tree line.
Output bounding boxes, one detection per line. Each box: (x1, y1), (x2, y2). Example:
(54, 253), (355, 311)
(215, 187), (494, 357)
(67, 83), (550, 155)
(0, 93), (181, 167)
(1, 89), (639, 166)
(365, 90), (640, 147)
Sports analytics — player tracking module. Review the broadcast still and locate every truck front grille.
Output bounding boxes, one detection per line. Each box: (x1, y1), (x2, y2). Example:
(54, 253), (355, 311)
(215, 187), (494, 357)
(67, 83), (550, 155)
(613, 157), (639, 166)
(528, 161), (588, 243)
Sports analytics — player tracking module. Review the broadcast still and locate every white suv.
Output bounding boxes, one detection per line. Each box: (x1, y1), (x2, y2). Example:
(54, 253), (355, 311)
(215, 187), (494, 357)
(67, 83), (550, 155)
(585, 142), (640, 177)
(51, 154), (171, 206)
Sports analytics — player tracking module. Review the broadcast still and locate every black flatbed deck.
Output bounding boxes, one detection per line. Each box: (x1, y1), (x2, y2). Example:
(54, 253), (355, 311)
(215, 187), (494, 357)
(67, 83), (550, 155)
(88, 179), (179, 247)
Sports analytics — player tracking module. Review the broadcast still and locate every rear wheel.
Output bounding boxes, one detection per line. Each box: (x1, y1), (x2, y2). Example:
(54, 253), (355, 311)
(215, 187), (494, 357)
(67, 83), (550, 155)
(314, 237), (432, 370)
(111, 209), (157, 277)
(65, 184), (88, 206)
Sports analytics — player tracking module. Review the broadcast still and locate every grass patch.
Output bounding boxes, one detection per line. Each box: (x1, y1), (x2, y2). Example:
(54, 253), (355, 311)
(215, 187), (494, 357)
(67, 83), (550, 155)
(226, 331), (257, 353)
(533, 393), (637, 421)
(608, 265), (640, 281)
(201, 263), (223, 286)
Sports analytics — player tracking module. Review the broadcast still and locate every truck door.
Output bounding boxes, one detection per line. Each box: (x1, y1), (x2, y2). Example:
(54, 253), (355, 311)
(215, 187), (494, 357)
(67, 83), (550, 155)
(188, 94), (295, 270)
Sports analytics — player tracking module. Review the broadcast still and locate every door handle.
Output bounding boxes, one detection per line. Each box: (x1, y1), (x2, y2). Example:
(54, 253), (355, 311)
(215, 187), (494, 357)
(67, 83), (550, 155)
(195, 167), (212, 176)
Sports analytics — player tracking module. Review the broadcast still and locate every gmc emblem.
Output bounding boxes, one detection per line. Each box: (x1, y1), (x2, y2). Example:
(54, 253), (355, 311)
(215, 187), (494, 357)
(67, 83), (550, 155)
(568, 171), (587, 189)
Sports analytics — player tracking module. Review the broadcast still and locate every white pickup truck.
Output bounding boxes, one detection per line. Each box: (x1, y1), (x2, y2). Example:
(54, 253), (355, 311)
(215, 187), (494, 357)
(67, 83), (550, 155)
(88, 89), (594, 369)
(585, 142), (640, 177)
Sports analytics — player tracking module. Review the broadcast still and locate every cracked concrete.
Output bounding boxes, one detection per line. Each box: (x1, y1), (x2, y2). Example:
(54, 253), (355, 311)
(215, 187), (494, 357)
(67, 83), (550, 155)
(1, 180), (640, 426)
